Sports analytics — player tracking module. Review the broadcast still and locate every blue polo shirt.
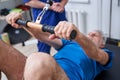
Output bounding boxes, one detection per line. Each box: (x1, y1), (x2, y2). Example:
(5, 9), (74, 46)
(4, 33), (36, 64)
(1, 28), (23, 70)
(23, 0), (67, 53)
(31, 0), (67, 26)
(23, 0), (67, 26)
(54, 39), (113, 80)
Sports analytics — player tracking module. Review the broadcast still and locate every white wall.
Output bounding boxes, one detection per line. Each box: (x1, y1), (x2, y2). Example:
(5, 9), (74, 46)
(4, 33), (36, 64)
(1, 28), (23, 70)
(111, 0), (120, 39)
(66, 0), (117, 39)
(65, 0), (103, 34)
(101, 0), (111, 38)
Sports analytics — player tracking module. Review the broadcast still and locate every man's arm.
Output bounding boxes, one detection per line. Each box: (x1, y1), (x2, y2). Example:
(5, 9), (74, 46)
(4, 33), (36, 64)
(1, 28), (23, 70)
(6, 12), (109, 65)
(75, 33), (109, 65)
(53, 21), (109, 65)
(5, 12), (63, 49)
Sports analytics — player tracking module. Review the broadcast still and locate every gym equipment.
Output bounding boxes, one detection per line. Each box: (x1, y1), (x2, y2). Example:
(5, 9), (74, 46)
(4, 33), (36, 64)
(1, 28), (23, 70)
(15, 19), (77, 40)
(15, 0), (76, 39)
(3, 24), (31, 44)
(36, 0), (53, 23)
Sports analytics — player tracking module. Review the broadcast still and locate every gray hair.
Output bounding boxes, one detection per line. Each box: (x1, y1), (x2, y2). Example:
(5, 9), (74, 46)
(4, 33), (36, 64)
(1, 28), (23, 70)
(90, 30), (107, 45)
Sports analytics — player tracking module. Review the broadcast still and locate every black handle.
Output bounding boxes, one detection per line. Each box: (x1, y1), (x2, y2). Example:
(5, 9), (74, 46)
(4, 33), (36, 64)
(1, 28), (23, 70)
(15, 19), (29, 26)
(16, 19), (77, 39)
(42, 25), (77, 39)
(70, 30), (77, 39)
(42, 25), (55, 34)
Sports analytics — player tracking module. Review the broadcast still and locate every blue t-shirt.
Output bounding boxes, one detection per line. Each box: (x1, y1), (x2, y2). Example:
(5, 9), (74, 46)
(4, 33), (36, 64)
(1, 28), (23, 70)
(53, 39), (113, 80)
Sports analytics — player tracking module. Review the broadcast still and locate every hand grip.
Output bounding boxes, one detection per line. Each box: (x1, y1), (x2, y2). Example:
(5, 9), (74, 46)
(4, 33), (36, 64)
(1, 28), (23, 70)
(15, 19), (29, 26)
(42, 25), (54, 34)
(42, 25), (77, 39)
(16, 19), (77, 39)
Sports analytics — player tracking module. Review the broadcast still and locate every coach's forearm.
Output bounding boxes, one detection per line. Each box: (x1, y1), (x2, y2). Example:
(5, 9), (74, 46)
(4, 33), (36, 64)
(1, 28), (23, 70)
(25, 0), (45, 8)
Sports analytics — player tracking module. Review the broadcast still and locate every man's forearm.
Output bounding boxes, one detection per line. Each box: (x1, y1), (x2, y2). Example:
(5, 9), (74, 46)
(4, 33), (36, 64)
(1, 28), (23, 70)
(25, 27), (62, 49)
(35, 33), (63, 49)
(75, 33), (109, 65)
(75, 33), (98, 59)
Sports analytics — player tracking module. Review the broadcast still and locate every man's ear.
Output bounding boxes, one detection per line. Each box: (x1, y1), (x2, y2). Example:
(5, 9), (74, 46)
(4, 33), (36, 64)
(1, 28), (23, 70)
(100, 43), (105, 48)
(89, 32), (96, 37)
(92, 33), (96, 37)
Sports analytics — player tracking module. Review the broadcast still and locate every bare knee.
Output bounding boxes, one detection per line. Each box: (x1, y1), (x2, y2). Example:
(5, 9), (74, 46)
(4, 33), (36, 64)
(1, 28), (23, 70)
(26, 52), (55, 67)
(24, 52), (56, 80)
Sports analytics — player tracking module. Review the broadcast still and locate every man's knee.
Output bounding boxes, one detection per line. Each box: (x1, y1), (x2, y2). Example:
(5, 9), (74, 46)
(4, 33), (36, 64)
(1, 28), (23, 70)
(27, 52), (53, 62)
(24, 52), (56, 79)
(26, 52), (55, 69)
(24, 52), (69, 80)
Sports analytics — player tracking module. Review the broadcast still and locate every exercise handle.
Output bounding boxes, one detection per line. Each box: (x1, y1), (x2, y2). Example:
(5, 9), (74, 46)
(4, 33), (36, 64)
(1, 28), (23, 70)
(16, 19), (77, 39)
(42, 25), (76, 39)
(42, 25), (54, 34)
(16, 19), (28, 26)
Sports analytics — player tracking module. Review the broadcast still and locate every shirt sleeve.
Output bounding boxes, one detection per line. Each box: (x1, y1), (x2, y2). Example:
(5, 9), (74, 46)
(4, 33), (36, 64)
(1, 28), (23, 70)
(96, 48), (114, 73)
(56, 39), (75, 51)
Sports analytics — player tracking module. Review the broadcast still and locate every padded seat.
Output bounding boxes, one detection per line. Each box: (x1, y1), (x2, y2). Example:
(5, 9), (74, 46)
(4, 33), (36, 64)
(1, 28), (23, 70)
(95, 44), (120, 80)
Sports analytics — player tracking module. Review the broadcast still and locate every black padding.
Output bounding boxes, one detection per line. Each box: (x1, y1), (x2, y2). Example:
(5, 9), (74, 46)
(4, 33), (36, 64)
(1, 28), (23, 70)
(15, 19), (29, 27)
(3, 24), (31, 44)
(95, 44), (120, 80)
(42, 25), (54, 34)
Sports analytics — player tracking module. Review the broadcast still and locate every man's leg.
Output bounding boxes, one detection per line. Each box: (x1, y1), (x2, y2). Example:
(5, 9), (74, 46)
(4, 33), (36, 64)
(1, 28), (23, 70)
(0, 40), (26, 80)
(24, 53), (69, 80)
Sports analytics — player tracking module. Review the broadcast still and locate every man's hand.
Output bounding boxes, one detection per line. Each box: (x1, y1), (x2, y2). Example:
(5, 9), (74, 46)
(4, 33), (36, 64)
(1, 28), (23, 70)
(6, 12), (22, 28)
(49, 21), (79, 40)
